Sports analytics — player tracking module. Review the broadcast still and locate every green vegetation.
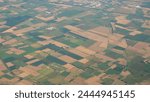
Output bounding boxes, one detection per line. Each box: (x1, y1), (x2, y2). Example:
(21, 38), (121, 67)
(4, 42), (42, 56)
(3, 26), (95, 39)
(102, 78), (114, 85)
(105, 50), (123, 59)
(54, 34), (94, 47)
(58, 7), (84, 17)
(5, 15), (31, 26)
(72, 62), (85, 70)
(141, 2), (150, 8)
(126, 34), (150, 43)
(124, 56), (150, 84)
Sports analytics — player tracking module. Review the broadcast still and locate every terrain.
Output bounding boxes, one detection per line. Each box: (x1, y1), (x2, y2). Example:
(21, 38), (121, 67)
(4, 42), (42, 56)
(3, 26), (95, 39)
(0, 0), (150, 85)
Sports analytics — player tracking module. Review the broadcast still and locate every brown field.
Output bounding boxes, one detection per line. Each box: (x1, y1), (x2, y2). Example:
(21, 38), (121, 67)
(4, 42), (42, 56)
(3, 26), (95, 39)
(6, 62), (14, 67)
(121, 70), (130, 78)
(88, 26), (111, 37)
(18, 72), (31, 78)
(38, 40), (51, 45)
(64, 64), (75, 71)
(117, 58), (127, 66)
(10, 77), (20, 83)
(64, 67), (83, 82)
(99, 40), (108, 49)
(143, 8), (150, 18)
(3, 26), (17, 33)
(34, 6), (48, 12)
(12, 69), (23, 75)
(26, 59), (40, 65)
(70, 77), (86, 85)
(115, 24), (135, 32)
(113, 79), (125, 85)
(16, 80), (33, 85)
(113, 6), (136, 14)
(64, 73), (75, 82)
(31, 43), (43, 48)
(68, 48), (89, 57)
(49, 40), (69, 48)
(0, 71), (4, 76)
(9, 48), (25, 55)
(130, 31), (142, 36)
(88, 41), (104, 52)
(96, 54), (114, 62)
(3, 39), (18, 45)
(79, 58), (89, 64)
(24, 54), (34, 59)
(75, 46), (96, 55)
(127, 46), (145, 55)
(0, 38), (5, 43)
(111, 48), (124, 55)
(59, 55), (76, 63)
(19, 65), (39, 77)
(0, 60), (7, 70)
(49, 76), (65, 84)
(36, 15), (55, 21)
(38, 35), (52, 40)
(115, 15), (130, 25)
(134, 42), (149, 50)
(110, 64), (117, 69)
(43, 48), (62, 57)
(11, 23), (46, 36)
(56, 17), (67, 22)
(0, 78), (13, 85)
(64, 25), (107, 42)
(64, 63), (83, 73)
(85, 76), (100, 85)
(142, 20), (150, 28)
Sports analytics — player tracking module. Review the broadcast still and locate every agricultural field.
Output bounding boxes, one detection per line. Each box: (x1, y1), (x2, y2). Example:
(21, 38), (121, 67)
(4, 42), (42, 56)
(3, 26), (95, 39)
(0, 0), (150, 85)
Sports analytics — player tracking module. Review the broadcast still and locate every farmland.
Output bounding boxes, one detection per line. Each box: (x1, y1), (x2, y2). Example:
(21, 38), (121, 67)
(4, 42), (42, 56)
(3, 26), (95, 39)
(0, 0), (150, 85)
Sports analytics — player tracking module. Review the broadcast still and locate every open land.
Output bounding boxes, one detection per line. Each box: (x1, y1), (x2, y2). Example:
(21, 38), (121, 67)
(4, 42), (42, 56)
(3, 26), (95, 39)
(0, 0), (150, 85)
